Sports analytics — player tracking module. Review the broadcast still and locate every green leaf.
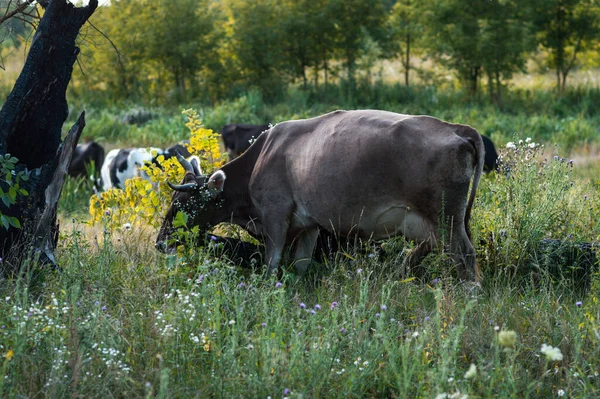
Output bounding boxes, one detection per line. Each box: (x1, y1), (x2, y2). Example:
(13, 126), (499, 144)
(172, 211), (188, 228)
(7, 216), (21, 229)
(0, 215), (9, 230)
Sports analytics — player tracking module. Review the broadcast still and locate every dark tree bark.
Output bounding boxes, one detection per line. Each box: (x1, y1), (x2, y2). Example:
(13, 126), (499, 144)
(0, 0), (97, 274)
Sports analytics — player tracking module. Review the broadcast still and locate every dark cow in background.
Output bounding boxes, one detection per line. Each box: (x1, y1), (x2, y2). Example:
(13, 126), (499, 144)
(221, 123), (270, 159)
(481, 135), (499, 173)
(68, 141), (105, 190)
(165, 140), (191, 159)
(69, 141), (105, 178)
(158, 110), (484, 282)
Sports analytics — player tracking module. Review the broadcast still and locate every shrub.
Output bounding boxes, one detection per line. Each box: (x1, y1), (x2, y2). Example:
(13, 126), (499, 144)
(89, 109), (224, 231)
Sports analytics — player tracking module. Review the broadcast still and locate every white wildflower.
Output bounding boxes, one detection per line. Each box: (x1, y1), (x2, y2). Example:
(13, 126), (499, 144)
(464, 363), (477, 379)
(498, 330), (517, 347)
(557, 389), (565, 397)
(506, 142), (516, 149)
(541, 344), (563, 361)
(525, 137), (532, 143)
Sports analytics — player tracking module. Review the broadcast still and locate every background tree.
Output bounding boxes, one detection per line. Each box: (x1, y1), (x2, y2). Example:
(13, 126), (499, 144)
(531, 0), (599, 91)
(388, 0), (422, 86)
(420, 0), (486, 94)
(329, 0), (386, 92)
(479, 0), (534, 106)
(223, 0), (286, 100)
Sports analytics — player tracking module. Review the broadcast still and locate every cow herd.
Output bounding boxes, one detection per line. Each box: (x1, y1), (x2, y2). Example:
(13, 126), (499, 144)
(70, 112), (501, 281)
(68, 123), (267, 192)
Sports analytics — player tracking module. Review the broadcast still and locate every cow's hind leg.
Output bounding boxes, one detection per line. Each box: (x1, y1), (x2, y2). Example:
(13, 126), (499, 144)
(451, 227), (479, 282)
(292, 229), (319, 275)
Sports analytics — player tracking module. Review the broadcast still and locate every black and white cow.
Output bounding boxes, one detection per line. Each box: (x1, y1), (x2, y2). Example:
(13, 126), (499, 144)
(68, 141), (105, 189)
(100, 147), (164, 190)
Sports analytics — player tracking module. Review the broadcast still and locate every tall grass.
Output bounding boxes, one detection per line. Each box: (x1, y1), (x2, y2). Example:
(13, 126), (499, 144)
(1, 96), (600, 397)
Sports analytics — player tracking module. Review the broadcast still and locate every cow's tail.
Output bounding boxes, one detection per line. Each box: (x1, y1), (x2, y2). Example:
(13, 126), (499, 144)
(458, 125), (485, 240)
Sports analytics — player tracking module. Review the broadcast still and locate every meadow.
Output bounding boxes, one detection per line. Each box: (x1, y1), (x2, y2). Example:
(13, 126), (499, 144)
(1, 82), (600, 398)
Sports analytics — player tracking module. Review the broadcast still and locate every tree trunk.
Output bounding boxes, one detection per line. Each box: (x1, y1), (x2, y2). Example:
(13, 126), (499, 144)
(0, 0), (97, 274)
(404, 31), (410, 86)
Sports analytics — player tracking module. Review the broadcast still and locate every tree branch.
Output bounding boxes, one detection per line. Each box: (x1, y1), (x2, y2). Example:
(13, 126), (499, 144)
(0, 0), (37, 26)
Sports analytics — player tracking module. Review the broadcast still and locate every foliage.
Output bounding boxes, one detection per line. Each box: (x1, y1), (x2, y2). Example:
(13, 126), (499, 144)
(181, 108), (226, 172)
(88, 109), (223, 230)
(531, 0), (600, 91)
(472, 138), (600, 279)
(0, 154), (28, 230)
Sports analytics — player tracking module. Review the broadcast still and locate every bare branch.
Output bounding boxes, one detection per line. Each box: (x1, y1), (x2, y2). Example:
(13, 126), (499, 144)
(87, 19), (125, 70)
(0, 0), (37, 26)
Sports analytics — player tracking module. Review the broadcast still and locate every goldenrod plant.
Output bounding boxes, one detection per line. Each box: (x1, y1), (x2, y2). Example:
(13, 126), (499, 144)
(89, 109), (224, 230)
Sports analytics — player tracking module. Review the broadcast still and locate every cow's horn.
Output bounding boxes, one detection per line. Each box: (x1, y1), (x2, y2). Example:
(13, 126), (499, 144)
(168, 182), (197, 192)
(176, 151), (195, 175)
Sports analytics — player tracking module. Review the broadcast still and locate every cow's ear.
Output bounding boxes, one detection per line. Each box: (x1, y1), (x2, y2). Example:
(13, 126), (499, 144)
(207, 170), (226, 196)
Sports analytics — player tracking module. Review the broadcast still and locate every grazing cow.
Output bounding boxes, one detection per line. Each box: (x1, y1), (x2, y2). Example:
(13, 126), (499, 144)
(157, 110), (484, 281)
(221, 123), (270, 158)
(100, 147), (164, 191)
(481, 135), (499, 173)
(68, 141), (105, 188)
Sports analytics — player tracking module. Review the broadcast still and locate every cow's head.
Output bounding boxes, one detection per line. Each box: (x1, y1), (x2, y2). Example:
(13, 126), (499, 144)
(155, 153), (226, 253)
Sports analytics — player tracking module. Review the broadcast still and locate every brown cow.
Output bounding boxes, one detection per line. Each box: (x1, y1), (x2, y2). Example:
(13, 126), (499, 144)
(157, 110), (484, 281)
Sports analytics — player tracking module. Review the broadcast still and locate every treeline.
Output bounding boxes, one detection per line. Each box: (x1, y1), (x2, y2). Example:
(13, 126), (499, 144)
(69, 0), (599, 105)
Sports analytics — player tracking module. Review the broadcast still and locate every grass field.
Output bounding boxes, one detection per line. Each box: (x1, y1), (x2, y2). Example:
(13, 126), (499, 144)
(1, 80), (600, 397)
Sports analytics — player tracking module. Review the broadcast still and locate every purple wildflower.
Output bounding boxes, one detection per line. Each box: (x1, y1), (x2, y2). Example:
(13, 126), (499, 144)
(431, 278), (439, 285)
(340, 327), (347, 334)
(299, 302), (306, 309)
(284, 388), (290, 395)
(101, 306), (107, 311)
(424, 316), (431, 322)
(237, 282), (245, 288)
(576, 301), (583, 307)
(314, 304), (321, 311)
(310, 309), (316, 315)
(376, 313), (381, 319)
(261, 322), (267, 328)
(105, 210), (111, 216)
(381, 304), (387, 311)
(275, 281), (283, 288)
(330, 301), (338, 310)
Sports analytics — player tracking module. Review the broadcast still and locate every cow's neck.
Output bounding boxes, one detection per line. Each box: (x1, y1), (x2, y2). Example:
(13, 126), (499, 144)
(218, 159), (256, 228)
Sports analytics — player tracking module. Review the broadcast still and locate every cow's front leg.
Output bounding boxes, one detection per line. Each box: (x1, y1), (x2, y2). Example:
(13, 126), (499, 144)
(292, 228), (319, 275)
